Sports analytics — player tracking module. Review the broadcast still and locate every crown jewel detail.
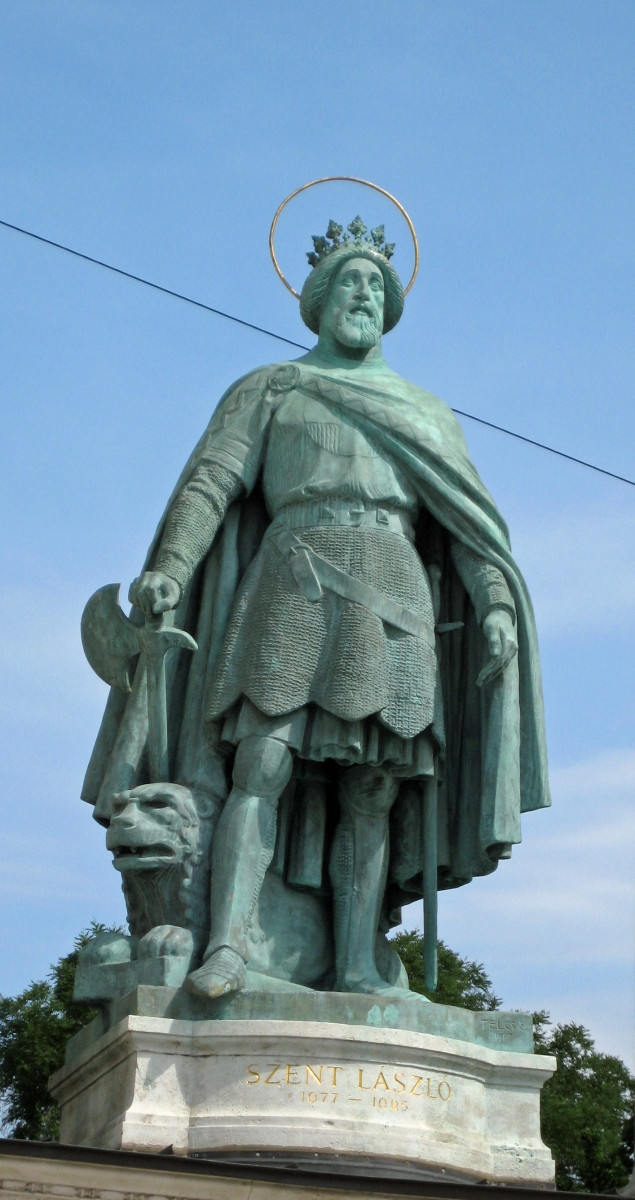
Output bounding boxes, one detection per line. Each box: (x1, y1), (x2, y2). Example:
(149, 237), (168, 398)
(306, 216), (396, 268)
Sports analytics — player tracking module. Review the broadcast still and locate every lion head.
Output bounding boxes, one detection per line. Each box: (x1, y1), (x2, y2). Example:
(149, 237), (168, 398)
(106, 783), (219, 957)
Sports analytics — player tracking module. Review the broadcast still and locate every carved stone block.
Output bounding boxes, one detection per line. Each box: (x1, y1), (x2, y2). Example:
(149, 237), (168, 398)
(50, 1015), (556, 1186)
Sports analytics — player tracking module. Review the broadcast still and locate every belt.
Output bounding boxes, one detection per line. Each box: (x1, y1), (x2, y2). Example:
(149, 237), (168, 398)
(268, 499), (415, 541)
(272, 529), (436, 649)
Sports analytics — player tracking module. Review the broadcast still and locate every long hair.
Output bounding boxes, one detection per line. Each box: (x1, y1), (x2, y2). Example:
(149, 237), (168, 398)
(299, 245), (404, 336)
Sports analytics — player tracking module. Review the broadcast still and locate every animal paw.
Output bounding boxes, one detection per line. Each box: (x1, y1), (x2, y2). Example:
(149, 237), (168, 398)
(138, 925), (194, 960)
(78, 931), (137, 966)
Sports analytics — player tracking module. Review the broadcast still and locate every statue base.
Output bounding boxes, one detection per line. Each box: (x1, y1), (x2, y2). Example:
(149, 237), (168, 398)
(49, 991), (556, 1186)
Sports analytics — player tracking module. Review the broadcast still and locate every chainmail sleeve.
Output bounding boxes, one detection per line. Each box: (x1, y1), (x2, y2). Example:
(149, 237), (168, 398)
(450, 538), (516, 626)
(153, 461), (243, 592)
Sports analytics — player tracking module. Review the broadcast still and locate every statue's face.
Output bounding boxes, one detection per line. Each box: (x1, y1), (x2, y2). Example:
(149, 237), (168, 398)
(320, 256), (385, 349)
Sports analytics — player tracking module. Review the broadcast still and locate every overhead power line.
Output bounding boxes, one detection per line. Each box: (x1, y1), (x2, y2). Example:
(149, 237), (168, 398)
(451, 409), (634, 487)
(0, 218), (308, 351)
(1, 216), (633, 488)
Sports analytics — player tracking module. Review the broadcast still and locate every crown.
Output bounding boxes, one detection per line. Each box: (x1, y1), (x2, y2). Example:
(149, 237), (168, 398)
(306, 216), (396, 268)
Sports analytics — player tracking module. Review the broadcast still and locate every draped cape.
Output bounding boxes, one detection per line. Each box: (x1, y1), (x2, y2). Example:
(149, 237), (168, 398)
(82, 362), (550, 900)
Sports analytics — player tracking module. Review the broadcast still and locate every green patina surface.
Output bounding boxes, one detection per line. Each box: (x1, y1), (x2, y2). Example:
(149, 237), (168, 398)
(76, 221), (550, 1028)
(65, 981), (534, 1065)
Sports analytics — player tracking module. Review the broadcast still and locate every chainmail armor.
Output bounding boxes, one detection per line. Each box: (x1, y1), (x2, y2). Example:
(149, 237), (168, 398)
(209, 526), (438, 741)
(450, 540), (515, 626)
(154, 462), (243, 589)
(152, 445), (515, 744)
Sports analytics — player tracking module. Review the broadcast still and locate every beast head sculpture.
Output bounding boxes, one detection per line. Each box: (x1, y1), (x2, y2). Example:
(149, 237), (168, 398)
(105, 782), (218, 963)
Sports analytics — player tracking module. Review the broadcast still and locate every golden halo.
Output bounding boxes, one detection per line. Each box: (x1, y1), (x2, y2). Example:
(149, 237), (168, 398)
(269, 176), (419, 300)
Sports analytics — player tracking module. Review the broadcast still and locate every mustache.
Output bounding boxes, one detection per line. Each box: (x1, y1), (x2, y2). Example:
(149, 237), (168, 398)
(342, 304), (380, 326)
(347, 301), (376, 317)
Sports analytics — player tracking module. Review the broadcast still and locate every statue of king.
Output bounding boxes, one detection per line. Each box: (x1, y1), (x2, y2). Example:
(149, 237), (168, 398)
(81, 214), (550, 1003)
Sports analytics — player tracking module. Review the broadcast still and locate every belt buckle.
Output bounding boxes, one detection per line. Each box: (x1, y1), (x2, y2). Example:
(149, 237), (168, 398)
(349, 503), (365, 527)
(376, 507), (391, 527)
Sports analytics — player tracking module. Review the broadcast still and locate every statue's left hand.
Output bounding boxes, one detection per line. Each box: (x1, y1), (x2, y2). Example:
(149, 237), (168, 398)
(482, 607), (517, 660)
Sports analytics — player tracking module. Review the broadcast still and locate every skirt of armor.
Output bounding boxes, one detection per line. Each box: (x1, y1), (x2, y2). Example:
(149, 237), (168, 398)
(219, 696), (436, 779)
(208, 525), (438, 742)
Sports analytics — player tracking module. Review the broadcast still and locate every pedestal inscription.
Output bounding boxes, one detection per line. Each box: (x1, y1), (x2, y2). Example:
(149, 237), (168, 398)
(244, 1059), (453, 1107)
(50, 1016), (556, 1186)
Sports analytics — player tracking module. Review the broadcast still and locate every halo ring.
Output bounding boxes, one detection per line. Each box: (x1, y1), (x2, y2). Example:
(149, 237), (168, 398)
(269, 176), (419, 300)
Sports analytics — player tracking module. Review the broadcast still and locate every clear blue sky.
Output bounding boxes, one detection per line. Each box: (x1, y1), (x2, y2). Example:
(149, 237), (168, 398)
(1, 1), (634, 1060)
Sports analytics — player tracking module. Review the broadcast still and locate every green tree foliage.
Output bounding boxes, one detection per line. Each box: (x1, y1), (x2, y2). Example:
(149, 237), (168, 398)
(534, 1012), (635, 1192)
(0, 923), (122, 1140)
(390, 930), (501, 1009)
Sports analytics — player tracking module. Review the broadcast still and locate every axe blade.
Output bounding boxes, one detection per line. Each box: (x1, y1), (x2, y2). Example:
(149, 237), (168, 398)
(81, 583), (142, 692)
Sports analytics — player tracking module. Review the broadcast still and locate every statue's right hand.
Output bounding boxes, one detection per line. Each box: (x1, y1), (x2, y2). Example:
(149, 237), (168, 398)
(129, 572), (181, 616)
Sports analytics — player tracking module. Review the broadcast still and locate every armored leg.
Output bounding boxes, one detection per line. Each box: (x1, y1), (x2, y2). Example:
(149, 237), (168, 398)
(186, 735), (293, 998)
(329, 764), (399, 993)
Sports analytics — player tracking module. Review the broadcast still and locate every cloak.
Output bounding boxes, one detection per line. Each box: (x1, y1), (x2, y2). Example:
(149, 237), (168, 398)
(82, 361), (550, 904)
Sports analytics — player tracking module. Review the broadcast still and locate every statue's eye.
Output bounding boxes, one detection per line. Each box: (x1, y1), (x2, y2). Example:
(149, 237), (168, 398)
(145, 798), (171, 809)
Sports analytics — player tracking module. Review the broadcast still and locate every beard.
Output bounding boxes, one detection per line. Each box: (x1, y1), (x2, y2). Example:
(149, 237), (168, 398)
(333, 306), (382, 349)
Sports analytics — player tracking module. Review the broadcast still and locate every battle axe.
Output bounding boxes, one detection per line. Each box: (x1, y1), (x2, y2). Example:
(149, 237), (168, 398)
(81, 583), (197, 783)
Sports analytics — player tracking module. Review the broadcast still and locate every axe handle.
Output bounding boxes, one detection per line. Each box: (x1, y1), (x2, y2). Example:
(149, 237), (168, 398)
(141, 615), (197, 783)
(145, 649), (169, 783)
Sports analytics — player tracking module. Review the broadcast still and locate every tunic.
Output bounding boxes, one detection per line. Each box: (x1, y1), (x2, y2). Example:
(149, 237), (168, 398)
(154, 367), (515, 778)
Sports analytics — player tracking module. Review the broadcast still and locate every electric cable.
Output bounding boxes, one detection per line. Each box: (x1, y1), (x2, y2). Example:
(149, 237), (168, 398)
(0, 218), (308, 351)
(1, 216), (633, 488)
(451, 409), (634, 487)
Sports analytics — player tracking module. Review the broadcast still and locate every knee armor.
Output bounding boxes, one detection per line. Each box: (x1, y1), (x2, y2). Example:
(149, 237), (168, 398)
(232, 735), (293, 798)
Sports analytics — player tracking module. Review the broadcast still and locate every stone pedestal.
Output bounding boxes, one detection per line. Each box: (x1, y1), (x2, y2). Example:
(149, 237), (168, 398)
(50, 1011), (556, 1186)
